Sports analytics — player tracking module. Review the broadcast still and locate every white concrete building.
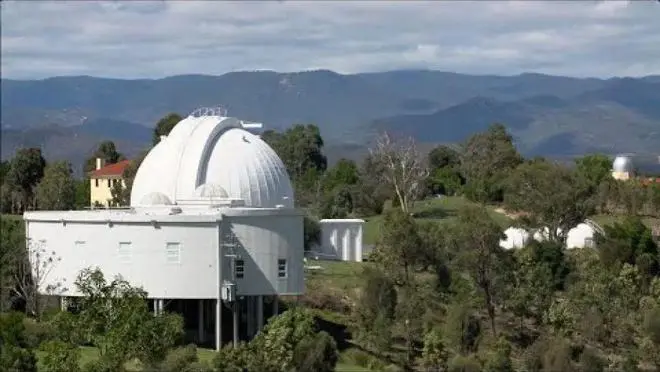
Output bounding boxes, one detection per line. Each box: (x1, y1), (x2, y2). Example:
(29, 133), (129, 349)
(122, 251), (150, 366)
(311, 219), (365, 261)
(23, 108), (304, 350)
(499, 227), (530, 250)
(500, 220), (604, 250)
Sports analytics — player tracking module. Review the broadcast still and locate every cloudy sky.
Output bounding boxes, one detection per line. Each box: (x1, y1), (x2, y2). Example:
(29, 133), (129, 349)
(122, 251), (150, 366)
(1, 0), (659, 80)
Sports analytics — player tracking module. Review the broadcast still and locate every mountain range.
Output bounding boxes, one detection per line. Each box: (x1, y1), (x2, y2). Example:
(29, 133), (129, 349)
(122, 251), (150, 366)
(2, 70), (659, 175)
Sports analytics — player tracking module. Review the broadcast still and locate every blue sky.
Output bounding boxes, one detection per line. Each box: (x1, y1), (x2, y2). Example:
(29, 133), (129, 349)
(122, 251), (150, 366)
(1, 0), (659, 79)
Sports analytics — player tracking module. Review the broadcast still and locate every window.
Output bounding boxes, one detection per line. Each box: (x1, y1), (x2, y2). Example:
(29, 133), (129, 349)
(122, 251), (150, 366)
(118, 242), (131, 263)
(235, 259), (245, 279)
(95, 179), (99, 187)
(165, 242), (181, 264)
(277, 259), (287, 278)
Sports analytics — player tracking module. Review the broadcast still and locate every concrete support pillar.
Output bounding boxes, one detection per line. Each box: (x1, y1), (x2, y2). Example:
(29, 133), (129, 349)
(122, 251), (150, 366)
(257, 295), (264, 333)
(198, 299), (205, 344)
(356, 226), (364, 262)
(159, 299), (164, 314)
(246, 297), (254, 338)
(272, 295), (279, 317)
(215, 299), (222, 351)
(59, 296), (67, 312)
(153, 299), (158, 316)
(232, 302), (239, 348)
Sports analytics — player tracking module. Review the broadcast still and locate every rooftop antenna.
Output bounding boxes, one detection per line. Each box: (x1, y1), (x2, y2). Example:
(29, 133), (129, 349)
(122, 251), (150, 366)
(190, 105), (228, 117)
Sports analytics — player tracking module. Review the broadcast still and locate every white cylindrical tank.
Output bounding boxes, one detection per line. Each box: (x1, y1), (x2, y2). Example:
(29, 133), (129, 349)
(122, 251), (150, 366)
(317, 219), (365, 262)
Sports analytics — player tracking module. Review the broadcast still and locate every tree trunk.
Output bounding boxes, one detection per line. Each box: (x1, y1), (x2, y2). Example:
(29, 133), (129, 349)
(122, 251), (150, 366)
(484, 284), (497, 337)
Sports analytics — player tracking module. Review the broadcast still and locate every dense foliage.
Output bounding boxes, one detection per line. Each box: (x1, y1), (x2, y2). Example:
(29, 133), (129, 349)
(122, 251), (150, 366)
(2, 117), (660, 371)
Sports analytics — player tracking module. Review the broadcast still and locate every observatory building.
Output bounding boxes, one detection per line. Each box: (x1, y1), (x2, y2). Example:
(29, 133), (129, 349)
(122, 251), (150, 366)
(612, 154), (635, 181)
(23, 108), (304, 350)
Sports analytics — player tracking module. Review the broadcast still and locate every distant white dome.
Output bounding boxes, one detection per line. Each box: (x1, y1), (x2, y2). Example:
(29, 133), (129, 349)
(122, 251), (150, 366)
(139, 192), (173, 206)
(194, 183), (229, 198)
(499, 227), (530, 250)
(613, 155), (634, 173)
(130, 115), (294, 208)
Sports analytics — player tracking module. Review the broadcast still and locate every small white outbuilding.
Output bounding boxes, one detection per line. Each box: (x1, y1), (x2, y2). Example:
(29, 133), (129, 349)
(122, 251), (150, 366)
(499, 227), (530, 250)
(312, 219), (365, 262)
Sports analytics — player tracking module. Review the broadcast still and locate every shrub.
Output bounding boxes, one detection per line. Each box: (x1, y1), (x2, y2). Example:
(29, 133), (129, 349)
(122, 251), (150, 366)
(0, 344), (38, 372)
(578, 347), (605, 372)
(39, 340), (81, 372)
(22, 317), (55, 349)
(160, 344), (198, 372)
(448, 354), (482, 372)
(292, 331), (338, 372)
(212, 342), (252, 372)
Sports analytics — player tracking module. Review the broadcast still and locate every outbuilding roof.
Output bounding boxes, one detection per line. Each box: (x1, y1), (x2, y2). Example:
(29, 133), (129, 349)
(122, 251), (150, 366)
(88, 160), (131, 178)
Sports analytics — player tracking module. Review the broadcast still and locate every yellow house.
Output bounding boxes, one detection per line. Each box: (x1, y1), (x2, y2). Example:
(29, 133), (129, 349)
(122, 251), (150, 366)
(88, 158), (131, 207)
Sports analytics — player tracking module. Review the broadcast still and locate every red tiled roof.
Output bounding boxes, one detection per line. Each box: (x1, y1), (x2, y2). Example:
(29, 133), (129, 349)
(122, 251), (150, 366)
(88, 160), (131, 178)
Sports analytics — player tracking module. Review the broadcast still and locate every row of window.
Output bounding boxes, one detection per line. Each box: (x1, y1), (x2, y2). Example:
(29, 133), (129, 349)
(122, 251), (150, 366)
(116, 242), (288, 278)
(93, 178), (122, 188)
(235, 258), (287, 279)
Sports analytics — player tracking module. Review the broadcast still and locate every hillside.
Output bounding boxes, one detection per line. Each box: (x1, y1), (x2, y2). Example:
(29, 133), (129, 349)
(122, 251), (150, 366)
(2, 70), (659, 168)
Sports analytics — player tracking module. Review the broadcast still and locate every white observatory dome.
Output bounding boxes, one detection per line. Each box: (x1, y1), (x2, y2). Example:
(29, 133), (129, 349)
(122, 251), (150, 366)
(139, 192), (173, 206)
(613, 155), (634, 173)
(194, 183), (229, 198)
(130, 115), (294, 208)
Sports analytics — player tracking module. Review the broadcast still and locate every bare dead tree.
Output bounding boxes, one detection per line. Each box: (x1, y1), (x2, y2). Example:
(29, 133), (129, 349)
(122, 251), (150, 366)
(369, 132), (429, 213)
(12, 238), (67, 320)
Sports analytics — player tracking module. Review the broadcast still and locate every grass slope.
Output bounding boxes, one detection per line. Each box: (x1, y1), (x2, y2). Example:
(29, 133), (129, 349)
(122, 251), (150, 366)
(363, 196), (513, 245)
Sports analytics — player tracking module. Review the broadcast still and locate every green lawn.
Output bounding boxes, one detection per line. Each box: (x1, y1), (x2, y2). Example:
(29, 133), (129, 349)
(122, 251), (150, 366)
(363, 196), (513, 245)
(590, 213), (660, 229)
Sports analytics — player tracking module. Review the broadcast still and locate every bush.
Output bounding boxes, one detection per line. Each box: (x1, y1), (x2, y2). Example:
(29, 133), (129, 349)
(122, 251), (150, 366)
(39, 340), (81, 372)
(448, 354), (482, 372)
(23, 317), (55, 349)
(212, 342), (252, 372)
(0, 344), (38, 372)
(340, 348), (371, 368)
(578, 347), (605, 372)
(292, 331), (338, 372)
(160, 344), (198, 372)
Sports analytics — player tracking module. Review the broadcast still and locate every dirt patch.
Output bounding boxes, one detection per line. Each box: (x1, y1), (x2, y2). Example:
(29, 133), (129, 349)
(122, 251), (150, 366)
(493, 207), (528, 220)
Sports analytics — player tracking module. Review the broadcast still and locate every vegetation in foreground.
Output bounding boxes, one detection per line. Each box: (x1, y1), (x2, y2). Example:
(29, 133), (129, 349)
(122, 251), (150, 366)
(2, 114), (660, 371)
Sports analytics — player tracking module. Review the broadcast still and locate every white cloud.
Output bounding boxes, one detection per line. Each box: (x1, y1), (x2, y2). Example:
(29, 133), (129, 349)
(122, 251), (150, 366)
(1, 0), (658, 79)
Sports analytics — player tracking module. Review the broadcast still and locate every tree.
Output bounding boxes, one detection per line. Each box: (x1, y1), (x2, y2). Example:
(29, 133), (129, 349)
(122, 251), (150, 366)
(504, 160), (593, 243)
(353, 266), (397, 352)
(12, 239), (66, 320)
(460, 124), (522, 203)
(597, 217), (659, 282)
(303, 216), (321, 252)
(262, 124), (327, 206)
(249, 307), (322, 372)
(322, 158), (359, 192)
(73, 179), (91, 210)
(0, 215), (25, 312)
(83, 141), (124, 174)
(39, 340), (81, 372)
(372, 208), (423, 286)
(369, 131), (428, 213)
(450, 206), (508, 336)
(428, 145), (461, 171)
(0, 312), (38, 372)
(35, 161), (76, 211)
(4, 148), (46, 213)
(153, 113), (183, 146)
(70, 268), (184, 369)
(574, 154), (612, 192)
(352, 154), (390, 216)
(292, 331), (338, 372)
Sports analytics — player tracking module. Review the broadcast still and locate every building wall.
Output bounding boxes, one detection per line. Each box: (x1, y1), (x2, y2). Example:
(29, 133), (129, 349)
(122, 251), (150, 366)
(316, 219), (364, 262)
(26, 220), (220, 299)
(225, 214), (304, 296)
(24, 209), (305, 299)
(90, 178), (125, 207)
